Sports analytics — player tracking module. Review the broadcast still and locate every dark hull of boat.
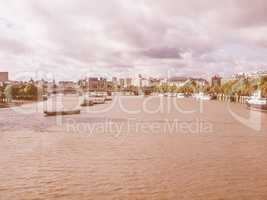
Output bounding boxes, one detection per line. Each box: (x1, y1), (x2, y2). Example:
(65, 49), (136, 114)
(81, 100), (94, 107)
(42, 95), (48, 101)
(92, 100), (105, 104)
(44, 110), (81, 116)
(246, 103), (267, 111)
(105, 98), (112, 101)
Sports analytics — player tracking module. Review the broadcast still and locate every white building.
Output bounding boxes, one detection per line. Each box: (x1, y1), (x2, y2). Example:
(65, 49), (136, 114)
(168, 77), (188, 87)
(132, 76), (149, 88)
(126, 78), (132, 87)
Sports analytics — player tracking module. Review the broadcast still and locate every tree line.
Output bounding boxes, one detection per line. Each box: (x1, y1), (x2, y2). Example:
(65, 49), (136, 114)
(0, 83), (40, 101)
(149, 76), (267, 97)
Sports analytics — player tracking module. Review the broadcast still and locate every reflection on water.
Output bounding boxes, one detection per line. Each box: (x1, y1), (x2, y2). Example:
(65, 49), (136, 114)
(0, 96), (267, 200)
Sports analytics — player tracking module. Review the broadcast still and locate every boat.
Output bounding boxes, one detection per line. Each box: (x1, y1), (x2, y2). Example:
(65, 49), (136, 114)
(195, 92), (212, 101)
(176, 93), (185, 99)
(88, 93), (106, 104)
(42, 95), (48, 101)
(90, 96), (106, 104)
(80, 99), (94, 107)
(166, 93), (176, 97)
(246, 91), (267, 111)
(44, 110), (81, 116)
(105, 95), (113, 101)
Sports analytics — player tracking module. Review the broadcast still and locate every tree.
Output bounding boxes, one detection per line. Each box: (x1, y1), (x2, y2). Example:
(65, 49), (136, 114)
(170, 85), (177, 93)
(238, 79), (254, 96)
(4, 85), (13, 102)
(11, 85), (21, 98)
(161, 84), (169, 93)
(209, 85), (222, 94)
(0, 85), (4, 93)
(260, 75), (267, 86)
(178, 86), (193, 94)
(221, 80), (238, 95)
(23, 84), (37, 96)
(260, 76), (267, 97)
(261, 82), (267, 97)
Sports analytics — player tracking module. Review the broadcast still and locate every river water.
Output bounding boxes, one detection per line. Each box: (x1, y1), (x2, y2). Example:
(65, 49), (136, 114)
(0, 96), (267, 200)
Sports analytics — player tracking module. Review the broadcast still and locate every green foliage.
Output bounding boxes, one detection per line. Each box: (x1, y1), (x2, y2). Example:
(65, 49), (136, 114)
(177, 86), (194, 94)
(260, 76), (267, 97)
(4, 85), (13, 97)
(204, 77), (264, 96)
(0, 85), (4, 93)
(209, 85), (222, 94)
(161, 84), (169, 93)
(169, 85), (177, 93)
(220, 80), (236, 95)
(24, 84), (38, 96)
(151, 76), (267, 97)
(238, 79), (255, 96)
(4, 84), (39, 100)
(261, 82), (267, 97)
(260, 75), (267, 86)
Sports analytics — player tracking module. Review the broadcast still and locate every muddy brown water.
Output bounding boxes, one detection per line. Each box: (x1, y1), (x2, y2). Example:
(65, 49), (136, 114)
(0, 96), (267, 200)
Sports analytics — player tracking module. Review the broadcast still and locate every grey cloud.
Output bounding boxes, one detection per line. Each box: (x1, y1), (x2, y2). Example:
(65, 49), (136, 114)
(0, 0), (267, 80)
(141, 47), (183, 59)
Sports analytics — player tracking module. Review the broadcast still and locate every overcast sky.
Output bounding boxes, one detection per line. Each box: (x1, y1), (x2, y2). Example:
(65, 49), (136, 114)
(0, 0), (267, 81)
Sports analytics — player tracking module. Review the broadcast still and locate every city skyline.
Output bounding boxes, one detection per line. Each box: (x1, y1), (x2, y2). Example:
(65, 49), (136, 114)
(1, 0), (267, 80)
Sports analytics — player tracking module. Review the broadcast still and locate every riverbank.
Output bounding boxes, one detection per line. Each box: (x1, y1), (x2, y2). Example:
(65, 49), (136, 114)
(0, 100), (38, 108)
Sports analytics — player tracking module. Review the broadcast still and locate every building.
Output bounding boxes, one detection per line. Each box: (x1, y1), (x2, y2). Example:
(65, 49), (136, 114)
(126, 78), (132, 87)
(59, 81), (76, 87)
(168, 77), (188, 87)
(133, 77), (149, 88)
(256, 71), (267, 77)
(112, 77), (118, 85)
(148, 78), (161, 87)
(88, 77), (107, 91)
(191, 78), (209, 87)
(132, 74), (149, 88)
(0, 72), (8, 82)
(221, 77), (235, 84)
(233, 71), (267, 79)
(99, 77), (107, 90)
(88, 77), (99, 90)
(58, 81), (77, 93)
(141, 78), (149, 87)
(119, 78), (125, 88)
(211, 75), (222, 87)
(78, 79), (87, 88)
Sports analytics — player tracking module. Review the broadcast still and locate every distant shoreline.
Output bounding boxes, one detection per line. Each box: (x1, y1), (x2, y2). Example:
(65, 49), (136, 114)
(0, 100), (38, 108)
